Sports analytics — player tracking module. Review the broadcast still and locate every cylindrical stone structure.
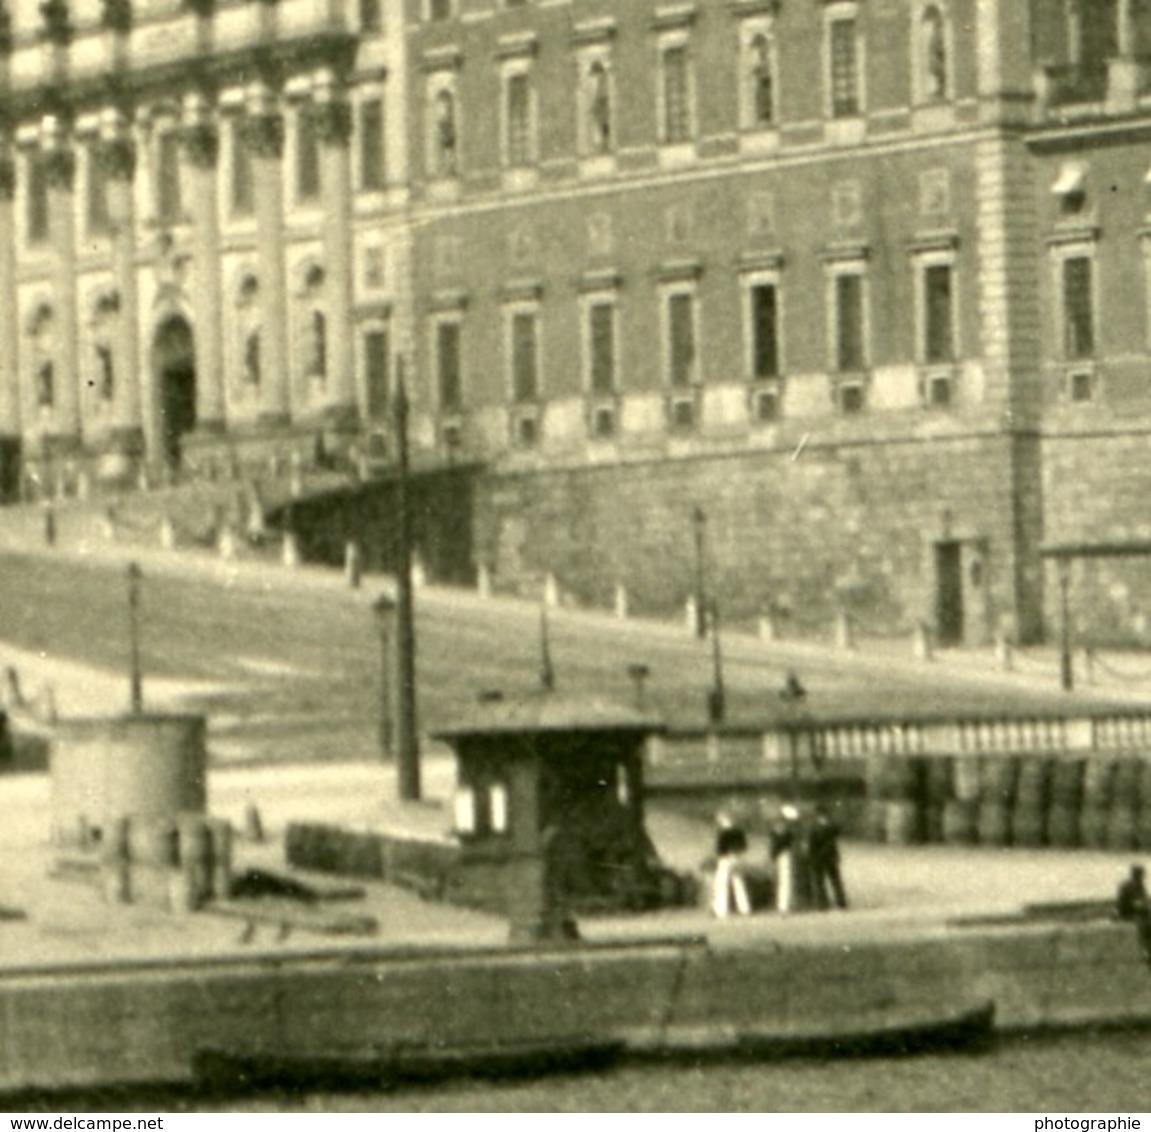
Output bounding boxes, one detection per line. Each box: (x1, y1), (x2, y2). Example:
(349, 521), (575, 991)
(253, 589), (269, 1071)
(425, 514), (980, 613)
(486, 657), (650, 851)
(50, 713), (207, 847)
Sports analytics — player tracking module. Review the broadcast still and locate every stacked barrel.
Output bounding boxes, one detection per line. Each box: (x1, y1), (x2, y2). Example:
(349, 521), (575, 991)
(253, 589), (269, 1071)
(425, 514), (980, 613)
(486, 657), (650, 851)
(864, 749), (1151, 850)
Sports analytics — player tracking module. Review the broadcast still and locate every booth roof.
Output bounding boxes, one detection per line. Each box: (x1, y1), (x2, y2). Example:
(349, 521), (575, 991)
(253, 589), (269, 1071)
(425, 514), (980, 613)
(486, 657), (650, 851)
(432, 693), (663, 741)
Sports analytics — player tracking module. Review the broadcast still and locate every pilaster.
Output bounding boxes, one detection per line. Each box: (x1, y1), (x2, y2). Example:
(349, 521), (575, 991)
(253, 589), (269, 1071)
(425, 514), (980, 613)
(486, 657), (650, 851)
(43, 122), (80, 444)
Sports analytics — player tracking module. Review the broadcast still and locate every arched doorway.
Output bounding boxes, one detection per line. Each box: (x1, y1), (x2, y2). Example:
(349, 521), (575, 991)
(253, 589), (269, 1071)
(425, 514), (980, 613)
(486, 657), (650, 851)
(152, 315), (196, 469)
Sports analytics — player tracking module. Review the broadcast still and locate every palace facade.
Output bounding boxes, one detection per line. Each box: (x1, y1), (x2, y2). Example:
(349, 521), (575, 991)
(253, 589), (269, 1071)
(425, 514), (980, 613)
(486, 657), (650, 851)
(5, 0), (1151, 644)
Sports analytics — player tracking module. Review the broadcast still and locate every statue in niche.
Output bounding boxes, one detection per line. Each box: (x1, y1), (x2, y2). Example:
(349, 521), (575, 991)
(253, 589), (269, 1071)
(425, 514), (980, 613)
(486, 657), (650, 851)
(244, 328), (261, 386)
(750, 34), (774, 125)
(96, 343), (114, 401)
(435, 89), (457, 175)
(306, 310), (327, 380)
(35, 358), (54, 407)
(587, 61), (611, 153)
(922, 7), (947, 99)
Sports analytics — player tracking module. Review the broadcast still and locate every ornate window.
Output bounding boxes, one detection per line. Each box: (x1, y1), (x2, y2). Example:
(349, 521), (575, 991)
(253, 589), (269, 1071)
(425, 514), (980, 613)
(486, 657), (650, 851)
(502, 66), (535, 168)
(155, 128), (182, 225)
(427, 83), (459, 178)
(359, 97), (385, 191)
(229, 119), (253, 217)
(295, 106), (320, 202)
(25, 149), (48, 245)
(585, 60), (612, 154)
(919, 5), (948, 101)
(746, 32), (775, 128)
(825, 6), (863, 119)
(660, 42), (692, 143)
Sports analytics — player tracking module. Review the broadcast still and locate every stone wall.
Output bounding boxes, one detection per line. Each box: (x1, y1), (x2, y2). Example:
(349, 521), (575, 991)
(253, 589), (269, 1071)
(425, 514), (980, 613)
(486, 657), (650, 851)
(475, 429), (1020, 643)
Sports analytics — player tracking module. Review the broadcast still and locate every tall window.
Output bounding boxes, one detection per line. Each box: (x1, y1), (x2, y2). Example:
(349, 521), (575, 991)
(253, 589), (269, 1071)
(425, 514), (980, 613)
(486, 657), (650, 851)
(359, 98), (385, 191)
(923, 263), (954, 363)
(668, 292), (695, 387)
(829, 18), (860, 117)
(26, 151), (48, 244)
(156, 130), (182, 224)
(750, 283), (779, 379)
(834, 273), (864, 371)
(1063, 256), (1094, 359)
(588, 301), (615, 394)
(364, 328), (389, 418)
(87, 145), (110, 236)
(662, 45), (691, 143)
(358, 0), (380, 33)
(295, 109), (320, 202)
(437, 319), (462, 411)
(510, 310), (538, 402)
(231, 120), (253, 216)
(431, 87), (458, 176)
(505, 72), (532, 167)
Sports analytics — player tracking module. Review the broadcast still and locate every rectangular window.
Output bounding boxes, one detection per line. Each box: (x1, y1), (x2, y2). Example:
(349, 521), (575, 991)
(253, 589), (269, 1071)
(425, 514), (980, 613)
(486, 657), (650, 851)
(1063, 256), (1094, 359)
(359, 98), (385, 191)
(924, 263), (954, 363)
(296, 110), (320, 202)
(231, 121), (253, 216)
(437, 320), (462, 411)
(662, 45), (690, 143)
(87, 148), (110, 236)
(835, 273), (864, 371)
(359, 0), (380, 33)
(829, 18), (860, 117)
(156, 131), (182, 224)
(588, 302), (615, 394)
(750, 283), (779, 379)
(364, 329), (389, 419)
(511, 311), (538, 402)
(506, 73), (532, 167)
(668, 292), (695, 387)
(27, 152), (48, 244)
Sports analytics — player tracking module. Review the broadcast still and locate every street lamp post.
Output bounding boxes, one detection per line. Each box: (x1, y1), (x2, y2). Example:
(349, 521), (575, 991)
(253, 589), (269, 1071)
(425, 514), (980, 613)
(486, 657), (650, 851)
(692, 506), (708, 640)
(372, 593), (395, 759)
(393, 366), (421, 801)
(1058, 556), (1074, 692)
(127, 561), (142, 714)
(707, 599), (726, 724)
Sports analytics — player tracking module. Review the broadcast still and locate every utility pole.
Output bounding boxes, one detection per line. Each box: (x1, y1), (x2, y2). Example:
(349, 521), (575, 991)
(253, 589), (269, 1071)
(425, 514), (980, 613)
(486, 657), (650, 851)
(692, 506), (708, 640)
(372, 592), (394, 759)
(127, 561), (143, 714)
(393, 364), (421, 800)
(707, 599), (726, 724)
(1058, 556), (1074, 692)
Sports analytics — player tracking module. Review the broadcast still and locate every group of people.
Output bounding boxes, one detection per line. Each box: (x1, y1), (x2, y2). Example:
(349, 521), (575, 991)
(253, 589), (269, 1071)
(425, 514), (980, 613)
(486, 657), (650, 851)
(712, 802), (848, 918)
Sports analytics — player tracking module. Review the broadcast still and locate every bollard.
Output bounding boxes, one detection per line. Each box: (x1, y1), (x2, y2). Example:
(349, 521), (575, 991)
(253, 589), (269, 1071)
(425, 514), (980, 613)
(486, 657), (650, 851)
(42, 504), (56, 548)
(995, 633), (1014, 672)
(101, 507), (117, 543)
(208, 818), (234, 900)
(411, 555), (427, 589)
(685, 594), (698, 634)
(912, 620), (933, 661)
(243, 803), (264, 843)
(1082, 646), (1096, 686)
(3, 666), (23, 708)
(177, 815), (212, 911)
(544, 573), (559, 609)
(834, 609), (855, 651)
(159, 514), (176, 551)
(477, 563), (492, 600)
(614, 583), (628, 620)
(101, 817), (131, 906)
(282, 530), (301, 569)
(345, 541), (363, 589)
(289, 451), (304, 498)
(218, 525), (237, 561)
(758, 613), (777, 643)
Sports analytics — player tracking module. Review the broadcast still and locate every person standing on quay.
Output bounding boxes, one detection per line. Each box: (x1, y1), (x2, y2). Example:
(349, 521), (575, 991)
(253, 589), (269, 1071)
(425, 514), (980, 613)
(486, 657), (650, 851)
(771, 804), (805, 914)
(810, 804), (848, 910)
(712, 812), (751, 917)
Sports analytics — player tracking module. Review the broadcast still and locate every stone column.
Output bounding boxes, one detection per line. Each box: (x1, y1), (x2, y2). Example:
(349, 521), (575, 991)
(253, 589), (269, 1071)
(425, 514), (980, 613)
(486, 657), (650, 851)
(244, 87), (290, 427)
(181, 96), (225, 432)
(314, 79), (357, 428)
(43, 120), (80, 447)
(0, 146), (20, 447)
(103, 119), (144, 459)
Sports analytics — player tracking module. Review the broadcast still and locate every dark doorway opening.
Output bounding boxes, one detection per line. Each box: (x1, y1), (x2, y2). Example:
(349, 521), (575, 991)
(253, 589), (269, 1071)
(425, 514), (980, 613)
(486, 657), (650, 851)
(153, 316), (196, 469)
(935, 540), (964, 646)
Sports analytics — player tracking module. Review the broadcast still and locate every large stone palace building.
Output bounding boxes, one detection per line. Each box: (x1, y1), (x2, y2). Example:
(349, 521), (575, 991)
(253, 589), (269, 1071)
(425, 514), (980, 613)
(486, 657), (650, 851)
(3, 0), (1151, 646)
